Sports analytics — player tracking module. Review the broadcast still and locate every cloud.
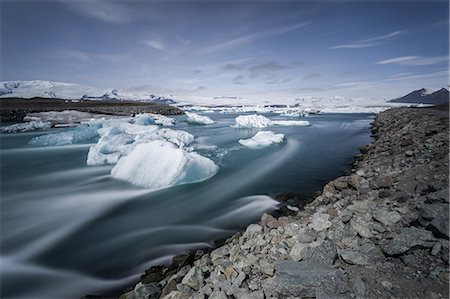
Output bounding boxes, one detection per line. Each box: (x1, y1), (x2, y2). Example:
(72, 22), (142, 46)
(63, 50), (126, 63)
(143, 40), (166, 50)
(249, 61), (290, 78)
(62, 0), (132, 24)
(302, 73), (321, 81)
(330, 31), (404, 49)
(193, 85), (207, 91)
(221, 63), (243, 71)
(193, 69), (202, 74)
(233, 75), (245, 84)
(266, 78), (291, 85)
(376, 56), (449, 66)
(199, 22), (309, 54)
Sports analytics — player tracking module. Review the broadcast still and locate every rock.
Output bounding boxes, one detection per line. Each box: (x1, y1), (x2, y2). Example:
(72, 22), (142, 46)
(133, 282), (160, 299)
(333, 177), (349, 191)
(376, 175), (393, 188)
(431, 242), (442, 256)
(289, 243), (309, 261)
(209, 290), (227, 299)
(296, 228), (317, 243)
(210, 245), (230, 261)
(160, 280), (178, 298)
(310, 212), (332, 231)
(323, 182), (337, 198)
(161, 290), (190, 299)
(267, 261), (348, 297)
(372, 209), (402, 227)
(260, 213), (275, 227)
(381, 281), (392, 290)
(427, 188), (449, 203)
(353, 275), (367, 297)
(350, 216), (373, 238)
(348, 174), (363, 189)
(243, 224), (263, 238)
(381, 227), (435, 255)
(339, 250), (370, 265)
(405, 150), (414, 157)
(259, 260), (275, 276)
(419, 203), (448, 220)
(181, 266), (204, 290)
(302, 240), (337, 265)
(430, 212), (449, 239)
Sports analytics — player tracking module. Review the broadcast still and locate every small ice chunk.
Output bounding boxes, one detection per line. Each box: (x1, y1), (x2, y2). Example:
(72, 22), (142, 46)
(239, 131), (284, 149)
(272, 120), (310, 126)
(111, 141), (219, 189)
(185, 112), (215, 125)
(146, 113), (175, 126)
(1, 121), (51, 133)
(234, 114), (272, 128)
(133, 114), (156, 126)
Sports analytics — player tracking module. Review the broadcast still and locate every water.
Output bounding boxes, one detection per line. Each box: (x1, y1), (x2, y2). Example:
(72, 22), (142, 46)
(0, 112), (373, 298)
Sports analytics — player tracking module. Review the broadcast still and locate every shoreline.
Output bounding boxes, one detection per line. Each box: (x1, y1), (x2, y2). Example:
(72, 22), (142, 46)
(116, 105), (449, 299)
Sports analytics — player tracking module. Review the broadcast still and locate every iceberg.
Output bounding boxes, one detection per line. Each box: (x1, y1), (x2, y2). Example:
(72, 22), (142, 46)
(28, 122), (100, 146)
(185, 112), (215, 125)
(87, 121), (194, 165)
(234, 114), (272, 128)
(111, 141), (219, 189)
(234, 114), (311, 128)
(272, 120), (310, 126)
(145, 113), (175, 126)
(239, 131), (285, 149)
(1, 120), (51, 133)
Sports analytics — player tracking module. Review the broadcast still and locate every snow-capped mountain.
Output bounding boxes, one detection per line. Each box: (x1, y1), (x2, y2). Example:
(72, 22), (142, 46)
(0, 80), (177, 104)
(389, 88), (449, 104)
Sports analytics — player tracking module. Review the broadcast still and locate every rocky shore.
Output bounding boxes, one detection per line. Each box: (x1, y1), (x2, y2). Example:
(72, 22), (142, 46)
(120, 106), (449, 299)
(0, 98), (184, 123)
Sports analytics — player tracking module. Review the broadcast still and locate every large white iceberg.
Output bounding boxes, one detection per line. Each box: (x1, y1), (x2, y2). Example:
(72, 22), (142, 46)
(234, 115), (272, 128)
(87, 121), (194, 165)
(1, 120), (51, 133)
(135, 113), (175, 126)
(185, 112), (214, 125)
(239, 131), (285, 149)
(234, 114), (310, 128)
(111, 141), (219, 189)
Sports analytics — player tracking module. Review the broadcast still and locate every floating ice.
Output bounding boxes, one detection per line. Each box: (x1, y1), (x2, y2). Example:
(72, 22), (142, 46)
(87, 121), (194, 165)
(234, 114), (310, 128)
(272, 120), (310, 126)
(234, 114), (272, 128)
(144, 113), (175, 126)
(111, 141), (219, 189)
(185, 112), (214, 125)
(24, 110), (112, 127)
(1, 121), (51, 133)
(133, 114), (156, 126)
(29, 122), (101, 146)
(239, 131), (285, 149)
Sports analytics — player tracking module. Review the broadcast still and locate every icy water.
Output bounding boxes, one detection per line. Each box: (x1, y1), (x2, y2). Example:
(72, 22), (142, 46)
(1, 112), (373, 298)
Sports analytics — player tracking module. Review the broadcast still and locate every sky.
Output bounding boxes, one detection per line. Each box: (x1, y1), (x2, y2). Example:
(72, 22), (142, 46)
(1, 0), (449, 102)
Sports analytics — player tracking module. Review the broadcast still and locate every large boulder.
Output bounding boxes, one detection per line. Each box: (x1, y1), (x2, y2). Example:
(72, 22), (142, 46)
(266, 261), (348, 297)
(381, 227), (435, 255)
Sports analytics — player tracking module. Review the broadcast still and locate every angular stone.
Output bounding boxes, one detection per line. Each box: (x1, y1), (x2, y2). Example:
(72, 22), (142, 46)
(161, 290), (190, 299)
(376, 175), (393, 188)
(419, 203), (448, 220)
(333, 177), (349, 191)
(310, 212), (331, 231)
(289, 243), (309, 262)
(350, 216), (373, 238)
(381, 227), (435, 255)
(340, 250), (370, 265)
(430, 212), (449, 238)
(297, 228), (317, 243)
(323, 182), (337, 198)
(243, 224), (263, 238)
(181, 266), (204, 291)
(267, 261), (348, 297)
(427, 188), (449, 203)
(348, 174), (363, 189)
(302, 240), (337, 265)
(372, 209), (402, 227)
(210, 245), (230, 261)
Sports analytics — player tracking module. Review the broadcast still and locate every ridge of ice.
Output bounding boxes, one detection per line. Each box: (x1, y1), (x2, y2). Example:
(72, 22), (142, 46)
(1, 121), (51, 133)
(239, 131), (285, 149)
(185, 112), (215, 125)
(234, 114), (310, 128)
(111, 141), (219, 189)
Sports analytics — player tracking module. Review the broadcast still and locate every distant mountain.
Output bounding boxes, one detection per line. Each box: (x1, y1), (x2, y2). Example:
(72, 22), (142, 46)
(390, 88), (449, 104)
(0, 80), (177, 104)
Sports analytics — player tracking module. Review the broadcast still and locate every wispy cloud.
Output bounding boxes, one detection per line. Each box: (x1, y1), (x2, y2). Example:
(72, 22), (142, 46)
(233, 75), (245, 85)
(62, 0), (132, 24)
(249, 61), (290, 78)
(266, 78), (291, 85)
(221, 63), (243, 71)
(302, 73), (321, 81)
(330, 31), (404, 49)
(376, 56), (448, 66)
(143, 40), (166, 50)
(63, 50), (126, 63)
(199, 22), (310, 54)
